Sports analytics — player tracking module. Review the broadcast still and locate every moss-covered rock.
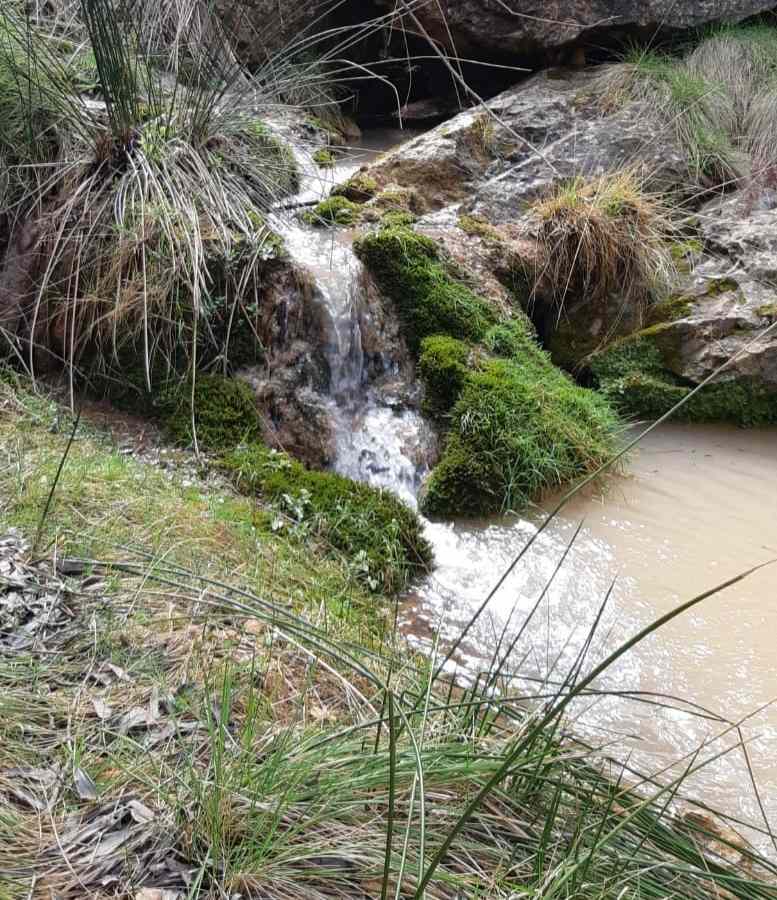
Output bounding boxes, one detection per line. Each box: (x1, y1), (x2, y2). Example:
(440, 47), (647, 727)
(423, 357), (619, 516)
(590, 333), (777, 426)
(163, 375), (262, 450)
(303, 196), (361, 227)
(222, 442), (432, 592)
(353, 226), (497, 351)
(418, 335), (471, 415)
(312, 148), (336, 168)
(356, 225), (621, 516)
(331, 173), (378, 203)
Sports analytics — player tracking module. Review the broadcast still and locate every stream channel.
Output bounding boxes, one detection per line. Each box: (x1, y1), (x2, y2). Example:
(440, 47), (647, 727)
(273, 126), (777, 849)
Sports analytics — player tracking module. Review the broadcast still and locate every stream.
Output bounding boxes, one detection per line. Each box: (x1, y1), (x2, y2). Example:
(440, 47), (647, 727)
(274, 128), (777, 847)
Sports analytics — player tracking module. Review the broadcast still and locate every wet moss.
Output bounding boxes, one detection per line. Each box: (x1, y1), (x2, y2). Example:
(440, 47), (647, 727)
(331, 173), (378, 203)
(312, 148), (336, 168)
(758, 303), (777, 318)
(222, 442), (432, 592)
(590, 333), (777, 426)
(353, 226), (497, 351)
(163, 375), (262, 450)
(423, 357), (619, 516)
(418, 335), (470, 414)
(303, 196), (361, 227)
(357, 225), (621, 516)
(379, 211), (417, 228)
(647, 294), (695, 324)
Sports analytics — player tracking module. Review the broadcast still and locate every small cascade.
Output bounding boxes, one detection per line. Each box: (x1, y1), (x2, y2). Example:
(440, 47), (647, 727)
(268, 135), (436, 507)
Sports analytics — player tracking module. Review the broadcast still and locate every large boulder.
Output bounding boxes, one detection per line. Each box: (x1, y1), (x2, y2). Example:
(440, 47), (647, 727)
(378, 1), (777, 59)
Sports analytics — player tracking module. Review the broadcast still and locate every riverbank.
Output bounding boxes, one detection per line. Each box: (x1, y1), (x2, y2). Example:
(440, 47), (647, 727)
(2, 378), (776, 898)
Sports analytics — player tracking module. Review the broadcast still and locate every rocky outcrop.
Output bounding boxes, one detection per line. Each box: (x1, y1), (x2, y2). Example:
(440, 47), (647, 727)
(378, 1), (777, 59)
(366, 70), (688, 216)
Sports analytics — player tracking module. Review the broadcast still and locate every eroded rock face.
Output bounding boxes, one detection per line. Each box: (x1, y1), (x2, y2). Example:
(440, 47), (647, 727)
(652, 193), (777, 391)
(377, 1), (777, 58)
(367, 71), (688, 217)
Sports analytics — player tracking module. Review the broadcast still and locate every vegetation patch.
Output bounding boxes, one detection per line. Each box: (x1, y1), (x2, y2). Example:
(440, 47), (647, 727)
(312, 147), (336, 167)
(529, 170), (676, 318)
(354, 225), (497, 351)
(356, 226), (621, 515)
(331, 172), (377, 202)
(223, 442), (432, 592)
(162, 375), (262, 451)
(303, 195), (361, 227)
(591, 332), (777, 426)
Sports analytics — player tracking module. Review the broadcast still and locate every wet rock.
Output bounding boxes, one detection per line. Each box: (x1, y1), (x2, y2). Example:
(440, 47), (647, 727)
(367, 71), (688, 217)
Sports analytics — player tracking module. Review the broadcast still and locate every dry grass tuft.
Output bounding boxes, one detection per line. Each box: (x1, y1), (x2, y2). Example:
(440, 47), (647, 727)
(529, 169), (677, 322)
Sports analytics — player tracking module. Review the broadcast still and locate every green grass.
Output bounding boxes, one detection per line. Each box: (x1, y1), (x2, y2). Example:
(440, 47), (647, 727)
(1, 378), (775, 900)
(222, 441), (432, 593)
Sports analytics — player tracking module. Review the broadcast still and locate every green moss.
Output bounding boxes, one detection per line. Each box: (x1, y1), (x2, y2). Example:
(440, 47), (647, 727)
(418, 335), (470, 414)
(647, 294), (695, 324)
(312, 148), (336, 167)
(303, 196), (361, 227)
(423, 357), (619, 516)
(380, 211), (416, 228)
(357, 225), (621, 516)
(758, 304), (777, 318)
(374, 186), (422, 214)
(704, 277), (739, 297)
(458, 214), (501, 241)
(591, 333), (777, 426)
(163, 375), (262, 451)
(331, 173), (378, 203)
(353, 226), (497, 351)
(222, 442), (432, 592)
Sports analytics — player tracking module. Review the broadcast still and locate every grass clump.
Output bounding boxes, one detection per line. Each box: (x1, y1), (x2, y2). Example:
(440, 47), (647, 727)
(330, 172), (377, 202)
(424, 356), (619, 516)
(0, 3), (299, 388)
(354, 225), (497, 352)
(530, 170), (676, 318)
(223, 442), (432, 592)
(356, 226), (620, 515)
(303, 195), (361, 226)
(162, 375), (262, 451)
(591, 26), (777, 185)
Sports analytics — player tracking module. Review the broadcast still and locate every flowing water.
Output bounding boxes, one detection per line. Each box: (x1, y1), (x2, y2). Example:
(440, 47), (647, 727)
(275, 128), (777, 846)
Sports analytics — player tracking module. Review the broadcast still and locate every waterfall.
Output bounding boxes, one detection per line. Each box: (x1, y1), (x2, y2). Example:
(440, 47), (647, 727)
(268, 141), (435, 508)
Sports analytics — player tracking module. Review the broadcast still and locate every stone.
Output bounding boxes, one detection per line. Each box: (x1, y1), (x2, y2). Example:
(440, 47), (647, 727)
(367, 70), (688, 217)
(376, 1), (777, 60)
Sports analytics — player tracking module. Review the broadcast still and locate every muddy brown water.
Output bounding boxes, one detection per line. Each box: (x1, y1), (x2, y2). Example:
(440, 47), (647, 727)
(407, 424), (777, 844)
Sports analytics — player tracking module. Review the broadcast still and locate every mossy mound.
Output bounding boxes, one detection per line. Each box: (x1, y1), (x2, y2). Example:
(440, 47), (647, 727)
(163, 375), (262, 450)
(354, 226), (497, 352)
(303, 196), (361, 227)
(222, 443), (432, 592)
(356, 226), (621, 516)
(331, 173), (378, 203)
(424, 357), (618, 516)
(312, 148), (336, 168)
(591, 334), (777, 426)
(418, 335), (470, 415)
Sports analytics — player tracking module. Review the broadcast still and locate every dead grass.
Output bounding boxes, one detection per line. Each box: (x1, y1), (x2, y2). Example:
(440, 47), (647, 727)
(529, 169), (677, 322)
